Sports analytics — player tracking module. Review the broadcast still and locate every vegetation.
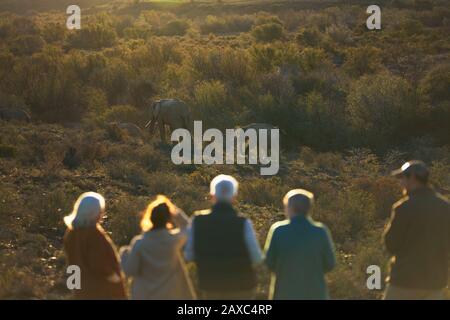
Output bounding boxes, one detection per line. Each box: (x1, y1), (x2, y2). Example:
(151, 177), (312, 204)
(0, 0), (449, 299)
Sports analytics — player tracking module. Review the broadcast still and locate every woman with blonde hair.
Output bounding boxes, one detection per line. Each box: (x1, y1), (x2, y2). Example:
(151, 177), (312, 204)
(63, 192), (127, 299)
(120, 195), (196, 299)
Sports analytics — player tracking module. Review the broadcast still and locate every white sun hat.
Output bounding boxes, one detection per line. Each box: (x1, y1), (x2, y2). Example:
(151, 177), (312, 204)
(64, 192), (106, 229)
(210, 174), (239, 202)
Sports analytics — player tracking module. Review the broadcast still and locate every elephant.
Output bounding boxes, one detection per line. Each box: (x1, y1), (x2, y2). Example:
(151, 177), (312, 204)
(240, 123), (278, 132)
(0, 107), (31, 123)
(236, 123), (280, 158)
(145, 99), (193, 143)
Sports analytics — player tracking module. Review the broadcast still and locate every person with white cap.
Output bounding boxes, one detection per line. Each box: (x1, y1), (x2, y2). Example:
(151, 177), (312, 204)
(264, 189), (336, 299)
(184, 174), (263, 299)
(383, 160), (450, 300)
(63, 192), (126, 299)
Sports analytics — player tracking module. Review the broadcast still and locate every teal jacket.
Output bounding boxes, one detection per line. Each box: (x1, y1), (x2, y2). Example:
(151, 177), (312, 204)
(264, 215), (336, 300)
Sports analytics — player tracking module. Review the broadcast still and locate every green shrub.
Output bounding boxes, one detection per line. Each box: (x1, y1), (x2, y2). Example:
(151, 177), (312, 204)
(298, 48), (330, 72)
(160, 19), (190, 36)
(200, 15), (254, 35)
(296, 27), (322, 47)
(193, 80), (233, 129)
(0, 144), (16, 158)
(251, 23), (284, 42)
(343, 46), (383, 78)
(10, 35), (45, 55)
(419, 64), (450, 105)
(347, 73), (421, 146)
(67, 23), (117, 49)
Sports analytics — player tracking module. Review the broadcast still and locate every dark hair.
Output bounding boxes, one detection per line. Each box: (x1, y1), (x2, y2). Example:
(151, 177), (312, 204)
(141, 195), (176, 231)
(150, 203), (172, 229)
(404, 171), (429, 185)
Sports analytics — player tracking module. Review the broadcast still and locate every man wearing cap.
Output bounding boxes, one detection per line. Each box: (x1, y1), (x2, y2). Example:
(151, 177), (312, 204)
(264, 189), (336, 299)
(184, 174), (263, 299)
(384, 160), (450, 299)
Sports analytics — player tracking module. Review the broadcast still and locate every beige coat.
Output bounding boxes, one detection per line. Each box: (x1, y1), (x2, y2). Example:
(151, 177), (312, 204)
(120, 228), (196, 300)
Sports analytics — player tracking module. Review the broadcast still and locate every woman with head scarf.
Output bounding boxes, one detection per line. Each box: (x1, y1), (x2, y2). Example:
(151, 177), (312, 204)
(63, 192), (127, 299)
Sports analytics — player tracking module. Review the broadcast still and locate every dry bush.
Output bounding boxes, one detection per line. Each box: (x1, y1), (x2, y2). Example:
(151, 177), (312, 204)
(313, 188), (377, 248)
(251, 23), (285, 42)
(199, 15), (254, 35)
(105, 194), (148, 246)
(239, 177), (286, 208)
(108, 160), (151, 187)
(27, 185), (79, 231)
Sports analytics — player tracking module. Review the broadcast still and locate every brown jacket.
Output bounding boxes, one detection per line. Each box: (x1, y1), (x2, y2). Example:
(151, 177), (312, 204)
(64, 225), (127, 299)
(384, 187), (450, 290)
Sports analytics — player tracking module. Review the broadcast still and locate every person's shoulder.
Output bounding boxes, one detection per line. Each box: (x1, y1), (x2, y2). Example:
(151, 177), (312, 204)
(434, 192), (450, 211)
(269, 219), (290, 234)
(310, 219), (328, 230)
(392, 195), (410, 211)
(435, 192), (450, 204)
(193, 209), (211, 218)
(130, 234), (145, 246)
(310, 219), (331, 236)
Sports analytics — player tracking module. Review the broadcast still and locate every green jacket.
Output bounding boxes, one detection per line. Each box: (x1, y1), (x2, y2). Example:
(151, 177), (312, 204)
(264, 215), (336, 300)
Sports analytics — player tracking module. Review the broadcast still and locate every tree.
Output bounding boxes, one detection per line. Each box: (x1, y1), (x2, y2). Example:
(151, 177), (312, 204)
(347, 73), (421, 147)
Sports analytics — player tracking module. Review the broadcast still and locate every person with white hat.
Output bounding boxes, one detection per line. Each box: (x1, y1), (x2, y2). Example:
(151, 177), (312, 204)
(63, 192), (126, 299)
(184, 174), (263, 299)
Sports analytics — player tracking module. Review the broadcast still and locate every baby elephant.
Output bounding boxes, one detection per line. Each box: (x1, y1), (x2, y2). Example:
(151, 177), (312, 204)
(0, 107), (31, 123)
(108, 122), (143, 138)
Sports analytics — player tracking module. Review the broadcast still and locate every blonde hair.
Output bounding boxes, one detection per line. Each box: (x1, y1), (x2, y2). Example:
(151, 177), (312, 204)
(140, 195), (177, 232)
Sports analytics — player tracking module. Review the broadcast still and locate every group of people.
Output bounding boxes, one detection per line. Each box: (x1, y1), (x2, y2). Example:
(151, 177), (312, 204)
(63, 160), (450, 300)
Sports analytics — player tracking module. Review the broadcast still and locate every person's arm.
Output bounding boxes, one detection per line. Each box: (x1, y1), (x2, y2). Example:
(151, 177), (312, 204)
(321, 226), (336, 273)
(243, 219), (264, 266)
(384, 204), (408, 255)
(264, 224), (278, 272)
(119, 236), (142, 277)
(172, 208), (190, 230)
(183, 217), (195, 262)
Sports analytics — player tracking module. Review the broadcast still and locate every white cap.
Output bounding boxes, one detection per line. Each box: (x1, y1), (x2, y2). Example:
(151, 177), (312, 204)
(64, 192), (105, 229)
(210, 174), (238, 202)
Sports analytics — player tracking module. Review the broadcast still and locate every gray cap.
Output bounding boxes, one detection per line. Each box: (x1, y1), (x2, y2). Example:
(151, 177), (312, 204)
(391, 160), (429, 179)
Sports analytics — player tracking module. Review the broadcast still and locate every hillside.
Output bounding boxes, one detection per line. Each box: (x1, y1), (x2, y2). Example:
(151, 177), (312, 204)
(0, 0), (449, 299)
